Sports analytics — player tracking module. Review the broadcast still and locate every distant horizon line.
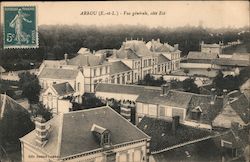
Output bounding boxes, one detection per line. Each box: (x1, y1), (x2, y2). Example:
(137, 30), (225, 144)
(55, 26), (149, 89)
(36, 23), (250, 30)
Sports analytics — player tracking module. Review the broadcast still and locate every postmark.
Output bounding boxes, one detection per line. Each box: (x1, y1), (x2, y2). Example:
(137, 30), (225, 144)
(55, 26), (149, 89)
(3, 6), (38, 49)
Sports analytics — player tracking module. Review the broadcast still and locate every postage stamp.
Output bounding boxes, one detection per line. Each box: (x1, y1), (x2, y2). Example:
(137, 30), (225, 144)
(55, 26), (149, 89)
(3, 6), (38, 49)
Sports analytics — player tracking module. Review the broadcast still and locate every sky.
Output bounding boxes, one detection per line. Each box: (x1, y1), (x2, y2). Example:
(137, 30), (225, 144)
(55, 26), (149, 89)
(1, 1), (249, 28)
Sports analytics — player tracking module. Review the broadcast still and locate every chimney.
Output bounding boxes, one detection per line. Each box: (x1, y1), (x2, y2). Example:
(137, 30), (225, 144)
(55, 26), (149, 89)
(93, 50), (96, 54)
(142, 38), (144, 41)
(125, 37), (127, 41)
(201, 41), (204, 45)
(161, 84), (170, 96)
(157, 38), (160, 43)
(223, 89), (228, 106)
(210, 88), (216, 105)
(64, 53), (68, 64)
(172, 116), (180, 135)
(35, 116), (48, 147)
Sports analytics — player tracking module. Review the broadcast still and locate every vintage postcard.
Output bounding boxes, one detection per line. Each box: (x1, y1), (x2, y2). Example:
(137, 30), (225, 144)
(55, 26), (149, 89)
(0, 1), (249, 162)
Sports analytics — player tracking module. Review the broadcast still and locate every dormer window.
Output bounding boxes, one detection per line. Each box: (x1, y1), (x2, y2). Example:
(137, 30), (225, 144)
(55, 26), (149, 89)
(91, 124), (111, 148)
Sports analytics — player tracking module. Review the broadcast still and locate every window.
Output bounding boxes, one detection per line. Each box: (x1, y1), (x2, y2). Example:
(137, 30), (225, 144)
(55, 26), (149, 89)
(158, 65), (161, 72)
(127, 72), (130, 81)
(103, 132), (110, 145)
(134, 73), (137, 80)
(159, 106), (165, 117)
(100, 67), (103, 75)
(93, 69), (96, 77)
(122, 74), (125, 84)
(135, 62), (138, 68)
(111, 76), (115, 83)
(117, 75), (120, 84)
(148, 59), (151, 66)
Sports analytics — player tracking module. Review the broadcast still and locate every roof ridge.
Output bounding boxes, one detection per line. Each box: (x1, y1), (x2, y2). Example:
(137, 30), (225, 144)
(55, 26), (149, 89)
(64, 106), (109, 115)
(56, 114), (64, 156)
(97, 83), (161, 89)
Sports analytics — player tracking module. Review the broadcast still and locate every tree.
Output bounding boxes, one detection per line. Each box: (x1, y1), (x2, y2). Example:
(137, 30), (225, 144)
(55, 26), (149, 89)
(30, 103), (53, 122)
(18, 72), (41, 104)
(182, 78), (200, 94)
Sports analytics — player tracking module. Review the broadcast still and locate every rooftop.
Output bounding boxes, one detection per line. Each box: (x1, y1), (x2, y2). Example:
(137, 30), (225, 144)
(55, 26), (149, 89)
(39, 67), (80, 80)
(157, 54), (170, 64)
(146, 39), (181, 53)
(137, 117), (213, 152)
(110, 61), (132, 75)
(0, 94), (28, 119)
(95, 83), (161, 96)
(187, 51), (219, 60)
(68, 52), (107, 67)
(20, 106), (149, 158)
(111, 40), (153, 59)
(52, 82), (75, 96)
(212, 58), (250, 66)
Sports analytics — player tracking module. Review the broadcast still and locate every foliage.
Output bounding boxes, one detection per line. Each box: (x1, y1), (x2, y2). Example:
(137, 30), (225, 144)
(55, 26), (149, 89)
(18, 72), (41, 104)
(29, 103), (53, 122)
(80, 93), (105, 109)
(169, 79), (182, 89)
(138, 74), (166, 87)
(1, 25), (249, 71)
(212, 70), (245, 95)
(182, 78), (200, 94)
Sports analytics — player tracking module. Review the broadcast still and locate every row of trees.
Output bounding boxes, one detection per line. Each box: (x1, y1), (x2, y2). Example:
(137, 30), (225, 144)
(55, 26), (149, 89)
(1, 25), (250, 71)
(139, 74), (200, 94)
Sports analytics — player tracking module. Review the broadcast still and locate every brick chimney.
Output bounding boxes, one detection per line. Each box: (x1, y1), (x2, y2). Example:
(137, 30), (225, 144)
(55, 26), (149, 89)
(172, 116), (180, 135)
(161, 84), (170, 96)
(35, 116), (48, 147)
(174, 44), (179, 50)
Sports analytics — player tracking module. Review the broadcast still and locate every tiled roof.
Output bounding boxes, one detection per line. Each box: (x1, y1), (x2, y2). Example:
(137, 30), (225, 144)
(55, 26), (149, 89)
(77, 48), (89, 54)
(187, 95), (224, 124)
(187, 51), (218, 60)
(0, 66), (6, 73)
(229, 94), (250, 123)
(231, 53), (250, 61)
(110, 61), (132, 75)
(39, 68), (79, 80)
(95, 83), (161, 95)
(20, 106), (149, 158)
(146, 40), (180, 53)
(137, 117), (213, 152)
(42, 60), (67, 68)
(157, 54), (170, 64)
(52, 82), (75, 96)
(68, 53), (107, 67)
(0, 94), (28, 119)
(212, 58), (249, 66)
(136, 90), (193, 108)
(112, 40), (153, 59)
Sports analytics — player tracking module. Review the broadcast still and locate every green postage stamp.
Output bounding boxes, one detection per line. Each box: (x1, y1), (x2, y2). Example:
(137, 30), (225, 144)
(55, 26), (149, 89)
(3, 6), (38, 49)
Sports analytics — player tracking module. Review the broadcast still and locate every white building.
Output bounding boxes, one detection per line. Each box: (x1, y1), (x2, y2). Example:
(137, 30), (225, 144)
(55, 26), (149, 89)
(20, 106), (151, 162)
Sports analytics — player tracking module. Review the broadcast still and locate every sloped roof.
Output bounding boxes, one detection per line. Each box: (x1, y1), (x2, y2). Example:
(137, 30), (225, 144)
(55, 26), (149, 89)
(20, 106), (149, 158)
(39, 68), (79, 80)
(0, 66), (6, 73)
(95, 83), (161, 96)
(146, 40), (181, 53)
(212, 58), (249, 66)
(229, 94), (250, 123)
(112, 40), (153, 59)
(187, 52), (218, 60)
(0, 94), (28, 119)
(137, 117), (213, 152)
(157, 54), (170, 64)
(202, 43), (220, 48)
(110, 61), (132, 75)
(52, 82), (75, 96)
(68, 53), (107, 67)
(136, 90), (193, 108)
(187, 95), (224, 124)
